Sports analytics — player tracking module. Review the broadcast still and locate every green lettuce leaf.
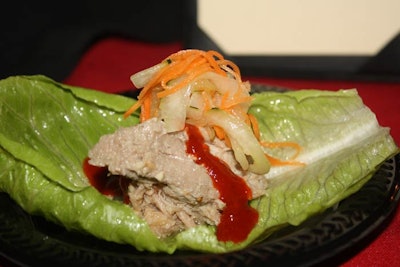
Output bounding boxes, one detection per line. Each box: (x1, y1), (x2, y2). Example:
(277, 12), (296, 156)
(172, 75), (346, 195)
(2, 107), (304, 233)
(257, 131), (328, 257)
(0, 76), (398, 253)
(0, 75), (139, 191)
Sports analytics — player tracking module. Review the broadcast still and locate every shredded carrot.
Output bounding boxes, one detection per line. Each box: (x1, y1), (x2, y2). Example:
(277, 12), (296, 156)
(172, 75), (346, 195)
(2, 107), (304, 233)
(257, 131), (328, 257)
(140, 91), (153, 121)
(160, 55), (204, 89)
(248, 114), (260, 140)
(123, 63), (169, 118)
(217, 60), (241, 81)
(157, 63), (212, 98)
(265, 154), (306, 167)
(202, 51), (226, 76)
(220, 92), (230, 108)
(124, 49), (242, 120)
(202, 91), (213, 112)
(260, 141), (303, 160)
(260, 141), (305, 166)
(213, 125), (232, 148)
(224, 135), (232, 148)
(123, 101), (141, 119)
(213, 125), (226, 140)
(220, 94), (253, 110)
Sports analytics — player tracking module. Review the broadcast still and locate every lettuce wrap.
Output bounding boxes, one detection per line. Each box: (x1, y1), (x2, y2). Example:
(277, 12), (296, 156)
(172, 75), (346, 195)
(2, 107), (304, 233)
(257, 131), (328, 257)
(0, 75), (398, 253)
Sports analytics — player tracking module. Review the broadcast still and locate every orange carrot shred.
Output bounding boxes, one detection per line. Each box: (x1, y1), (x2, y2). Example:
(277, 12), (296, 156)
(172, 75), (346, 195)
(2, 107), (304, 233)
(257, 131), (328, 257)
(248, 114), (260, 140)
(265, 154), (305, 167)
(260, 141), (303, 160)
(213, 125), (226, 140)
(157, 64), (212, 98)
(202, 91), (213, 112)
(140, 92), (153, 121)
(123, 101), (141, 119)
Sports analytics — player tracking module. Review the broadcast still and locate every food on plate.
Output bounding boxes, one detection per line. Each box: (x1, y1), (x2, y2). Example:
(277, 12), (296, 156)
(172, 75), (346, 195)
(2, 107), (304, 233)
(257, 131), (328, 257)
(0, 50), (398, 253)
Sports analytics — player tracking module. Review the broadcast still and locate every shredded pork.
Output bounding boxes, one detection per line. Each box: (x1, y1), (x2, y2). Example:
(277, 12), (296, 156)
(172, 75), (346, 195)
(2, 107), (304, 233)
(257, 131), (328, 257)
(88, 118), (268, 237)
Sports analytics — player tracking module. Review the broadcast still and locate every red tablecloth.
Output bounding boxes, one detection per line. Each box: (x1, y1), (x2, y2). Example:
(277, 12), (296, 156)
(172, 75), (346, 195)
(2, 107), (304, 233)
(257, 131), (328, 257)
(2, 37), (399, 266)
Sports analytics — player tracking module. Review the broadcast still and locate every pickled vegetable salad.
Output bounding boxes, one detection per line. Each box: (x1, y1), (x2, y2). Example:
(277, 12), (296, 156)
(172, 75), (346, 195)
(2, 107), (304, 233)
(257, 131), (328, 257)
(124, 49), (303, 175)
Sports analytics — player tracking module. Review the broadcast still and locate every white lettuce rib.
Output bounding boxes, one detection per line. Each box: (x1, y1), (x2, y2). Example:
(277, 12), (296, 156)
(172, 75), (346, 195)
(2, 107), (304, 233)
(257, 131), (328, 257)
(264, 106), (383, 180)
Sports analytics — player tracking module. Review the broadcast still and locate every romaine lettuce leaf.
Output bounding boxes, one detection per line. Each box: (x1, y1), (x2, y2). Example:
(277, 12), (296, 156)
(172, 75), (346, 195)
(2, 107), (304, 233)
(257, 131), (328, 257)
(0, 75), (139, 191)
(0, 76), (398, 253)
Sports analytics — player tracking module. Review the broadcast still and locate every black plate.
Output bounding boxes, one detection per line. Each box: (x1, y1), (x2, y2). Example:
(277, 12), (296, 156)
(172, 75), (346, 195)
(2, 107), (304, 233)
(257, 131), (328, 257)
(1, 86), (399, 267)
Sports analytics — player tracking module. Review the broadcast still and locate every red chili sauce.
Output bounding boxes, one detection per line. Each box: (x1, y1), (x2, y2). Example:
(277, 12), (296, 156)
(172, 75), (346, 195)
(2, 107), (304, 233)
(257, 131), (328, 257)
(83, 158), (130, 204)
(185, 124), (259, 243)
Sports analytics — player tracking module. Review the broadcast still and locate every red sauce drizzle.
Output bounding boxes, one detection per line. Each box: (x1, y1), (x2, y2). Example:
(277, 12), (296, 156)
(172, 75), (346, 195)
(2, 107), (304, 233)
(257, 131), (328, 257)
(185, 124), (259, 243)
(83, 157), (130, 204)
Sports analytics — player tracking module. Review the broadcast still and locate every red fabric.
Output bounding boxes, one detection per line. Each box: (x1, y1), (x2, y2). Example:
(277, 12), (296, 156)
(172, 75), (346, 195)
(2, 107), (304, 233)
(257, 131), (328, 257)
(2, 37), (399, 266)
